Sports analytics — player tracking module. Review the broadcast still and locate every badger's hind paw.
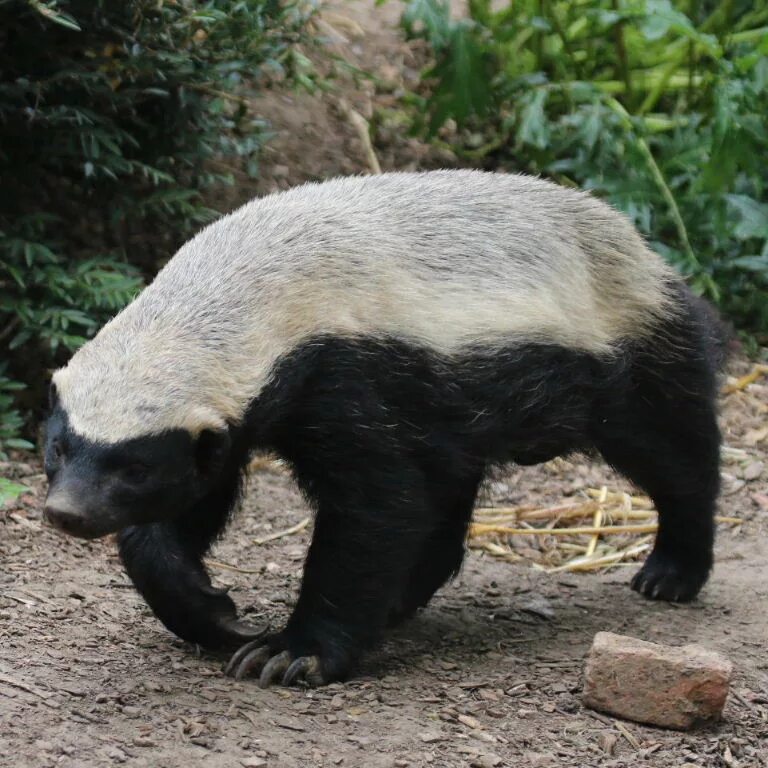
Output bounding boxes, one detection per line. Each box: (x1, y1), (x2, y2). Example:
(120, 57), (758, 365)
(630, 549), (710, 603)
(225, 640), (326, 687)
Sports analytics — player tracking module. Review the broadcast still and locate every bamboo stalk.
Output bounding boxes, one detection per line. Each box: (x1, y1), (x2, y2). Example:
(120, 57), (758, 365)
(605, 97), (700, 275)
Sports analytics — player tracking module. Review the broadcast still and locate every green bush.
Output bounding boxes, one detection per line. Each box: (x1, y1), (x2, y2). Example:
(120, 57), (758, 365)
(397, 0), (768, 340)
(0, 0), (314, 453)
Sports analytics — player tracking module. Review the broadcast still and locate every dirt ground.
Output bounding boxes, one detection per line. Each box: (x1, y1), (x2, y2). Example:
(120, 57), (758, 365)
(2, 2), (768, 766)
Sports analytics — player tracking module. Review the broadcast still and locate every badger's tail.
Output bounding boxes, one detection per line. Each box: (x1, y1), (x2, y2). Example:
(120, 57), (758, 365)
(684, 287), (732, 374)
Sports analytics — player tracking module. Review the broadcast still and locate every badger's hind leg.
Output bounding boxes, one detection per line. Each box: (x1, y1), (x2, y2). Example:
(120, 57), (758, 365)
(592, 305), (722, 602)
(388, 470), (483, 626)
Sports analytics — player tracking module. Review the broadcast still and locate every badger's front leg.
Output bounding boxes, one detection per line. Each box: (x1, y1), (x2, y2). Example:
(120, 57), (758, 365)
(118, 472), (265, 649)
(226, 459), (433, 687)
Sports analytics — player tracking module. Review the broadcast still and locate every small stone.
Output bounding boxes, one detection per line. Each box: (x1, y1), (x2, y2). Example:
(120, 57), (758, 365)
(241, 759), (267, 768)
(107, 746), (128, 763)
(598, 732), (618, 755)
(419, 732), (442, 743)
(520, 596), (555, 620)
(583, 632), (732, 729)
(457, 713), (482, 729)
(743, 461), (764, 481)
(522, 752), (554, 768)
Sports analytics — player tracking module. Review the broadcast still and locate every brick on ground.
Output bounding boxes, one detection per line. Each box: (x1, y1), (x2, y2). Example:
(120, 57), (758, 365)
(583, 631), (732, 729)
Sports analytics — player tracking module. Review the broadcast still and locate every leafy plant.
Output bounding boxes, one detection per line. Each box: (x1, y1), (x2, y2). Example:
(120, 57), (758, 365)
(397, 0), (768, 338)
(0, 477), (30, 507)
(0, 0), (314, 447)
(0, 365), (33, 458)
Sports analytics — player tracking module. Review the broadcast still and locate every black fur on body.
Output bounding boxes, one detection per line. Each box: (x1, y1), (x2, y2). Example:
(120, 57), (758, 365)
(54, 283), (724, 685)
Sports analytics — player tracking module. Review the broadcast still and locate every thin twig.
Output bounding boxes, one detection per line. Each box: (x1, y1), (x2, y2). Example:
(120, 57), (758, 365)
(722, 365), (768, 394)
(253, 517), (311, 545)
(613, 720), (641, 750)
(205, 559), (263, 575)
(605, 97), (700, 274)
(336, 97), (381, 174)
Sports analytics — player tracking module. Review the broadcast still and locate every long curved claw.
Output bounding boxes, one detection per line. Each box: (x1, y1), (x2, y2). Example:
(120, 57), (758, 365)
(282, 656), (323, 687)
(224, 639), (328, 687)
(232, 645), (272, 681)
(220, 618), (270, 644)
(258, 651), (292, 688)
(225, 639), (267, 677)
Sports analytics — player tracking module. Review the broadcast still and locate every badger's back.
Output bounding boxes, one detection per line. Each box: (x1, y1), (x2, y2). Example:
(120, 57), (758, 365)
(55, 171), (679, 442)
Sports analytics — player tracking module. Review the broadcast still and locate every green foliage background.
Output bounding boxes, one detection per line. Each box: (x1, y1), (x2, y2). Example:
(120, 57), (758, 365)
(398, 0), (768, 340)
(0, 0), (313, 455)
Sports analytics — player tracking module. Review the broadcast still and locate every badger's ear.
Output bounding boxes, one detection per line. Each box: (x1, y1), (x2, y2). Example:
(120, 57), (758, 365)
(195, 427), (232, 478)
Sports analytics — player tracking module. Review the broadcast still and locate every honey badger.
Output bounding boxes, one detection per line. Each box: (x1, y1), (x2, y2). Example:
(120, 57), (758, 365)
(44, 171), (723, 687)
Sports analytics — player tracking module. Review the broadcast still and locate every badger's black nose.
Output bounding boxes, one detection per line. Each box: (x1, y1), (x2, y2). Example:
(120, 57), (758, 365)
(44, 494), (98, 539)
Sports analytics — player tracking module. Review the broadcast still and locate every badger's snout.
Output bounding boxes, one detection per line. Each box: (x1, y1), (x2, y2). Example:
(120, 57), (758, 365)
(45, 492), (96, 538)
(44, 466), (128, 539)
(44, 487), (114, 539)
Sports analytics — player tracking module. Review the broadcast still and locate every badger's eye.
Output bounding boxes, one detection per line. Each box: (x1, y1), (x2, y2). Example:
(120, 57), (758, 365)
(51, 439), (64, 461)
(122, 462), (150, 484)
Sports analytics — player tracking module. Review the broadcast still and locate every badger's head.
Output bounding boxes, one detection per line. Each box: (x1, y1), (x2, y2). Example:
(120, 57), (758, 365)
(43, 324), (240, 539)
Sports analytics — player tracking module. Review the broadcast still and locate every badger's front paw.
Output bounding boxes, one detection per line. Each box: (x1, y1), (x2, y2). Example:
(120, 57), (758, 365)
(224, 627), (355, 687)
(631, 547), (711, 603)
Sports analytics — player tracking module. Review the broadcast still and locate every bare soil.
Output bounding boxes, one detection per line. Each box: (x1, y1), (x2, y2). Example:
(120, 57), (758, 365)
(2, 2), (767, 766)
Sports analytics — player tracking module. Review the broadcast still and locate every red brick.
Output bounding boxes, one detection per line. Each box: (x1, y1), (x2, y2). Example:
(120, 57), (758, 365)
(582, 631), (732, 729)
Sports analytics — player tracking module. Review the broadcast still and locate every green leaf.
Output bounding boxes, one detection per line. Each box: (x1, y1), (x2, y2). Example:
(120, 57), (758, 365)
(28, 1), (82, 32)
(731, 255), (768, 273)
(0, 478), (30, 507)
(726, 195), (768, 240)
(517, 89), (550, 149)
(403, 0), (452, 48)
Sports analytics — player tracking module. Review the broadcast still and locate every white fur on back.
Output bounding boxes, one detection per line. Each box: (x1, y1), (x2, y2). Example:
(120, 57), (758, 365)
(54, 171), (677, 443)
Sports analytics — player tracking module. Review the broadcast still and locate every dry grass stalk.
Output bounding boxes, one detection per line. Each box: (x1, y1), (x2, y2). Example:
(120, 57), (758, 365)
(469, 486), (742, 573)
(469, 522), (661, 537)
(253, 516), (311, 545)
(205, 559), (263, 575)
(336, 97), (381, 174)
(722, 364), (768, 394)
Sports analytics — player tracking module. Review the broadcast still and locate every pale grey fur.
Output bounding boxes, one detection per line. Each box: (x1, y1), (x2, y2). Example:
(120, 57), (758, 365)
(54, 170), (678, 443)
